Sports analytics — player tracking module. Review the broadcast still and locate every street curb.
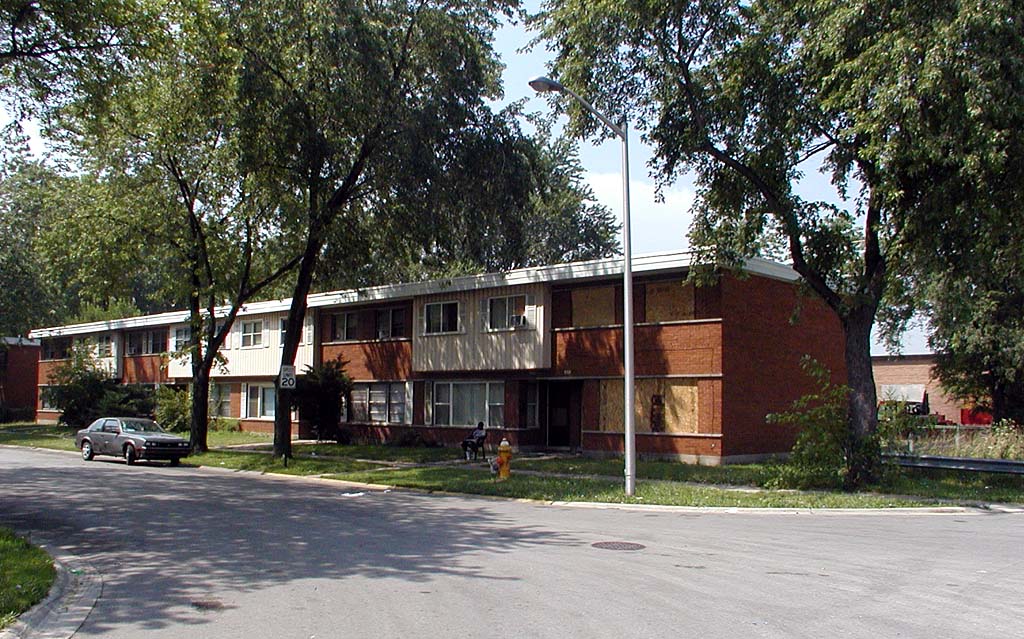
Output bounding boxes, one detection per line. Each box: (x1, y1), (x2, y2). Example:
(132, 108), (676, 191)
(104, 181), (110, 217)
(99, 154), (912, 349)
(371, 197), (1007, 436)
(0, 541), (102, 639)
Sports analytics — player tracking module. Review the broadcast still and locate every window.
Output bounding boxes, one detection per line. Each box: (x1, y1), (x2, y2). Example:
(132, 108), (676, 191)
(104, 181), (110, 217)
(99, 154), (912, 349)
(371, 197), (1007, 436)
(432, 382), (504, 427)
(173, 328), (191, 352)
(39, 386), (57, 410)
(96, 335), (113, 358)
(488, 295), (527, 330)
(330, 312), (358, 341)
(41, 338), (71, 361)
(240, 320), (264, 348)
(375, 308), (406, 339)
(246, 384), (275, 418)
(424, 301), (459, 334)
(346, 382), (406, 423)
(278, 318), (287, 346)
(210, 383), (232, 417)
(524, 382), (539, 428)
(126, 329), (167, 355)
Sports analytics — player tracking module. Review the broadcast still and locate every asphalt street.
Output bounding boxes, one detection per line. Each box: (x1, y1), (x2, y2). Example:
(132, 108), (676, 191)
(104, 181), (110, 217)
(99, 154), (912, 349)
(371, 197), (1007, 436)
(1, 446), (1021, 639)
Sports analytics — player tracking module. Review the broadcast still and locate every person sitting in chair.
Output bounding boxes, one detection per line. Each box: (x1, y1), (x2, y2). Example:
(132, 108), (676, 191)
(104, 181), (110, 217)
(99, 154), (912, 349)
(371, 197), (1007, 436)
(462, 422), (487, 460)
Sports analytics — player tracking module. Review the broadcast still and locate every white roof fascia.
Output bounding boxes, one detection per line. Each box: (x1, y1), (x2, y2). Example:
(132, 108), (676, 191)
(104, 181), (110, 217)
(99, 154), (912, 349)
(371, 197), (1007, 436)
(29, 251), (800, 337)
(2, 336), (40, 346)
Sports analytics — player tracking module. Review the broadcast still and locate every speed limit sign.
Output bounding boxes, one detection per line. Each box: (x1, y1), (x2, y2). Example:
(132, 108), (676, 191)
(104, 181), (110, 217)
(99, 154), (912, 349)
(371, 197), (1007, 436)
(279, 365), (297, 389)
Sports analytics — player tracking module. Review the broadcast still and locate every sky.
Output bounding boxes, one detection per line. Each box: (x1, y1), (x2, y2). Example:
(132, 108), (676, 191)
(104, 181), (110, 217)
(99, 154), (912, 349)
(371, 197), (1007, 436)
(492, 8), (931, 356)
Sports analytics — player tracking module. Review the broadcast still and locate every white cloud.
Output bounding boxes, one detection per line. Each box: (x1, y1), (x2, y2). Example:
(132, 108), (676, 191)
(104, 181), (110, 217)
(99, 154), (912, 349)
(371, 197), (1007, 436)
(585, 172), (696, 254)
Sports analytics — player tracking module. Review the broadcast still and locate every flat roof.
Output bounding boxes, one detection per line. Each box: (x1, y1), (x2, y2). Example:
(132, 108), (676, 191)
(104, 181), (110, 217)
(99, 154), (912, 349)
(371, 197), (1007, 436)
(29, 251), (799, 338)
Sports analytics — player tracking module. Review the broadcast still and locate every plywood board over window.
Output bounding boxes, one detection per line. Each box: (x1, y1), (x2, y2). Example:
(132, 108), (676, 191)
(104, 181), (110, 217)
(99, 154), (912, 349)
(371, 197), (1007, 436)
(645, 281), (695, 322)
(596, 378), (699, 434)
(572, 286), (615, 327)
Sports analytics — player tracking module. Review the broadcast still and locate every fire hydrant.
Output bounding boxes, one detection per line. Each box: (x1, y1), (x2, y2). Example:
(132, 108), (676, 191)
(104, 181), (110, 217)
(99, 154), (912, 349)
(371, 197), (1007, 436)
(496, 438), (512, 481)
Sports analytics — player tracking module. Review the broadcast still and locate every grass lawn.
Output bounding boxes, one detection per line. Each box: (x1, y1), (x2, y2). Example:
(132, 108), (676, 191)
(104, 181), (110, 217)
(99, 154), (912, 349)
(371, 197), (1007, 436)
(0, 528), (55, 630)
(0, 423), (77, 451)
(324, 466), (937, 508)
(515, 456), (776, 486)
(0, 422), (270, 452)
(263, 442), (460, 464)
(186, 450), (386, 476)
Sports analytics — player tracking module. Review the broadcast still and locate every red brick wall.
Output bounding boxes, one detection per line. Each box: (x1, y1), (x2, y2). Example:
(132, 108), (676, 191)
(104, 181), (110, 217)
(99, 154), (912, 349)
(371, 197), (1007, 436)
(720, 274), (846, 458)
(2, 344), (39, 409)
(321, 341), (412, 381)
(553, 322), (723, 377)
(582, 433), (722, 459)
(37, 360), (61, 386)
(872, 355), (961, 424)
(123, 355), (169, 384)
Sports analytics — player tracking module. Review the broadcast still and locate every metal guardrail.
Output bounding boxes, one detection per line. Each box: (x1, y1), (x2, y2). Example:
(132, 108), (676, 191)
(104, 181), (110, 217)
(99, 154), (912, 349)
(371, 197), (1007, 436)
(885, 453), (1024, 475)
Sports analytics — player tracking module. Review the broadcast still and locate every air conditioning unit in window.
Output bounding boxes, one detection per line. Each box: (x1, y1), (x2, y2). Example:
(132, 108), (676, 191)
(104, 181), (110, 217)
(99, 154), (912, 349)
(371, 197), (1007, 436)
(509, 314), (528, 328)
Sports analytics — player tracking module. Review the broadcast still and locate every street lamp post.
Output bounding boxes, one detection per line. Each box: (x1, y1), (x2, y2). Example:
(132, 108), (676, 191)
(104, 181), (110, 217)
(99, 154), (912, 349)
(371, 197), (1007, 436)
(529, 75), (636, 497)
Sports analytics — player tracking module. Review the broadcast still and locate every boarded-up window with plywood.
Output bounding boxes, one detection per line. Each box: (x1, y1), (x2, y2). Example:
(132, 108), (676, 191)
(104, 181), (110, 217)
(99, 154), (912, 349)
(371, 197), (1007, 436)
(645, 281), (695, 322)
(597, 378), (699, 434)
(571, 286), (616, 327)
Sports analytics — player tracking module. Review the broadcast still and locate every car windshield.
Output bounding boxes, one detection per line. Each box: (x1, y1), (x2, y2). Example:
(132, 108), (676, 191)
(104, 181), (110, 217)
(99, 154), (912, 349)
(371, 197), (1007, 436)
(121, 419), (166, 433)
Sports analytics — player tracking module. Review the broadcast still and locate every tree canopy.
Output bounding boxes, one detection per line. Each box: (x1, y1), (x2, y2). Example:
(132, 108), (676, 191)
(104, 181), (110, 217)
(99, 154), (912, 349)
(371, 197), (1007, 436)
(534, 0), (1024, 484)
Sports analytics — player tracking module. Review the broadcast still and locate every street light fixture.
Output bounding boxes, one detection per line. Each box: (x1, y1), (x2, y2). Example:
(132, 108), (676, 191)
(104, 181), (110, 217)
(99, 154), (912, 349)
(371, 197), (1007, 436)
(529, 75), (636, 497)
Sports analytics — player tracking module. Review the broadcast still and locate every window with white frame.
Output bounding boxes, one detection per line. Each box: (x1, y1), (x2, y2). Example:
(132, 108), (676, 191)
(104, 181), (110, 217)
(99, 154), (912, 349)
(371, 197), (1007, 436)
(246, 384), (275, 418)
(330, 312), (358, 341)
(126, 329), (167, 355)
(278, 318), (287, 346)
(424, 301), (459, 334)
(432, 381), (504, 427)
(96, 335), (113, 357)
(173, 328), (191, 352)
(240, 320), (263, 348)
(210, 383), (232, 417)
(488, 295), (527, 330)
(346, 382), (406, 423)
(375, 308), (406, 339)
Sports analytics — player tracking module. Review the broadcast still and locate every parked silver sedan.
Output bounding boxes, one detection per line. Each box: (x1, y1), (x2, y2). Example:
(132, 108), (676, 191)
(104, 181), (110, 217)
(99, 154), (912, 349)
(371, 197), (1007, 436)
(75, 418), (190, 466)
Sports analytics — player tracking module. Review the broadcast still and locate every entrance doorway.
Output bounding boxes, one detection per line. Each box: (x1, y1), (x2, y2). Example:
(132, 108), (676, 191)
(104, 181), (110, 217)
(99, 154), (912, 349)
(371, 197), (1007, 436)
(546, 381), (581, 449)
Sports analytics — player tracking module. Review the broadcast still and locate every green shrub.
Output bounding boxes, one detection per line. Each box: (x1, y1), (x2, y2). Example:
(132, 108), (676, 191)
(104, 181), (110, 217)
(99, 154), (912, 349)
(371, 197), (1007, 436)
(767, 357), (885, 490)
(45, 345), (154, 428)
(155, 386), (191, 432)
(295, 360), (352, 440)
(210, 417), (240, 432)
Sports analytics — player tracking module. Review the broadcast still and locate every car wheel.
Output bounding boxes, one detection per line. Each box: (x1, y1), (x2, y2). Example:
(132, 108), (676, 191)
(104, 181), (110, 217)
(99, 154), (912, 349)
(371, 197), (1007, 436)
(169, 457), (181, 467)
(124, 444), (137, 465)
(81, 441), (94, 461)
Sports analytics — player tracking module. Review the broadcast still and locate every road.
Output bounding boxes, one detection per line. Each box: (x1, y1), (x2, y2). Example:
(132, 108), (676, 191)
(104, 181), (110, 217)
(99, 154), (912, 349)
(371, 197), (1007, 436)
(1, 447), (1021, 638)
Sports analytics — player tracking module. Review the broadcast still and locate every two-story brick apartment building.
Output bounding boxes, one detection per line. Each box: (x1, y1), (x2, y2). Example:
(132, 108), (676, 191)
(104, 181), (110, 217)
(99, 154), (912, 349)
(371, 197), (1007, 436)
(30, 251), (845, 463)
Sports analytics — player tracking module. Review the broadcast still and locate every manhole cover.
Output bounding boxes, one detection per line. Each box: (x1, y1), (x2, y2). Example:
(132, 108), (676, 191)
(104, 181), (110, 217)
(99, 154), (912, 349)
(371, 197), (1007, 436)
(592, 541), (646, 551)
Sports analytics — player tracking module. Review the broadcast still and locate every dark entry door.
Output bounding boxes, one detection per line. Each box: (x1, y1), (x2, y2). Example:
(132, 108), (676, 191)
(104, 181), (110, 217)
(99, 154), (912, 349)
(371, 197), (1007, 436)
(546, 381), (581, 448)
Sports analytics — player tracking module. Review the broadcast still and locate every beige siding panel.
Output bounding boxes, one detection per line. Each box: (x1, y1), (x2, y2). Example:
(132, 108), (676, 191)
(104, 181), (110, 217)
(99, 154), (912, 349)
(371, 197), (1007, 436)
(166, 313), (314, 379)
(412, 284), (550, 372)
(645, 281), (695, 322)
(572, 286), (615, 327)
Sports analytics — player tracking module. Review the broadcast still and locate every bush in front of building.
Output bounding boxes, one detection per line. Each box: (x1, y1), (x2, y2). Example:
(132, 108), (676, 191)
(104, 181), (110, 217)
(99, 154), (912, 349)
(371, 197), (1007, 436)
(767, 357), (885, 490)
(46, 346), (155, 429)
(295, 360), (353, 442)
(155, 386), (191, 432)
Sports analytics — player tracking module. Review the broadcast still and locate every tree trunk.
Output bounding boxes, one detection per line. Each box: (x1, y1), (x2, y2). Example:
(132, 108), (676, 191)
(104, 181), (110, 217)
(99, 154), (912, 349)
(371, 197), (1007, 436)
(841, 305), (881, 488)
(190, 367), (211, 454)
(273, 233), (321, 458)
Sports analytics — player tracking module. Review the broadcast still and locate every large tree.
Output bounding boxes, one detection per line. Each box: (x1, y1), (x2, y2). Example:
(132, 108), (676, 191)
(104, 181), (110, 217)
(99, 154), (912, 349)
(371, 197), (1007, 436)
(229, 0), (522, 457)
(534, 0), (1024, 485)
(1, 0), (165, 117)
(61, 0), (300, 451)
